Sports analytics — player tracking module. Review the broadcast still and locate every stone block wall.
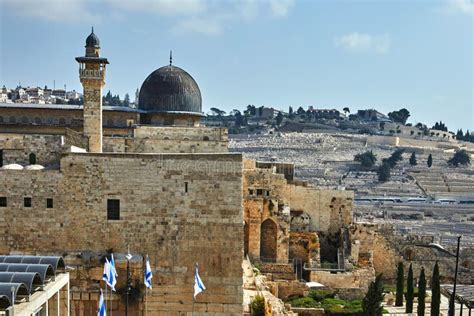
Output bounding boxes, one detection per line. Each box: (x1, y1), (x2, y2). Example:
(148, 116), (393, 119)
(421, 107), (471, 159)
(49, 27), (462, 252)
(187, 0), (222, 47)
(0, 152), (244, 315)
(0, 133), (64, 167)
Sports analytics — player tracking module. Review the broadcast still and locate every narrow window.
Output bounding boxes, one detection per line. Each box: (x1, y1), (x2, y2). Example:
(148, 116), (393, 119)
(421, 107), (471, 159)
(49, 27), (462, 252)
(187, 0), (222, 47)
(29, 153), (36, 165)
(24, 197), (32, 208)
(256, 189), (263, 196)
(0, 197), (7, 207)
(0, 149), (3, 167)
(248, 189), (254, 195)
(184, 182), (188, 193)
(46, 198), (53, 209)
(107, 199), (120, 220)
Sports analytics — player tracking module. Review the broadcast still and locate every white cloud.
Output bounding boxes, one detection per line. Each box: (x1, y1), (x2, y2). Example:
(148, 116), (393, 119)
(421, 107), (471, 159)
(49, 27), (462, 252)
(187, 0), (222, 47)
(444, 0), (473, 15)
(335, 32), (391, 54)
(2, 0), (100, 23)
(172, 16), (224, 35)
(269, 0), (295, 17)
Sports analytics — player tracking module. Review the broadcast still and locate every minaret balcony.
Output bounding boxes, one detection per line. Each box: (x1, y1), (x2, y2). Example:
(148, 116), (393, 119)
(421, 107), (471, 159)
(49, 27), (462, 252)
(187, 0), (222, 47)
(79, 69), (105, 80)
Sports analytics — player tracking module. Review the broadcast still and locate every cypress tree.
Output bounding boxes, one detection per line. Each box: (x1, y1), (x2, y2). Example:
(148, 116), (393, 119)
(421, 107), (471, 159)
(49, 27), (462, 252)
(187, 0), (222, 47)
(395, 262), (404, 306)
(409, 152), (417, 166)
(431, 262), (440, 316)
(427, 154), (433, 168)
(363, 273), (384, 316)
(406, 264), (414, 313)
(417, 267), (426, 316)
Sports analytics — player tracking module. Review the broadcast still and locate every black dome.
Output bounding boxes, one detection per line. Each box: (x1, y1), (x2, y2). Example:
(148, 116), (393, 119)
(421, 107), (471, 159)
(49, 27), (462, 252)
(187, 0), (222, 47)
(138, 65), (202, 114)
(85, 29), (100, 48)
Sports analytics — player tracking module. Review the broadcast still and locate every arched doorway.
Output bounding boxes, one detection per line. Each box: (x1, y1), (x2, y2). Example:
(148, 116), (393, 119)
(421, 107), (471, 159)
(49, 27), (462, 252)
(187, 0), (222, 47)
(260, 219), (277, 261)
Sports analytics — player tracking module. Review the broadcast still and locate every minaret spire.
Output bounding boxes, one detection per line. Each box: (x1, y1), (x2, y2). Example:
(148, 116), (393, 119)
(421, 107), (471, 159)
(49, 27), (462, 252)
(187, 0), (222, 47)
(91, 26), (94, 33)
(170, 50), (173, 66)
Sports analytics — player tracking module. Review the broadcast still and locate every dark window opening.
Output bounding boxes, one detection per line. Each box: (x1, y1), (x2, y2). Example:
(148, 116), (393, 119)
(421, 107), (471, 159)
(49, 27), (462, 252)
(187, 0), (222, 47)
(256, 189), (263, 196)
(24, 197), (32, 208)
(46, 198), (53, 209)
(0, 149), (3, 167)
(184, 182), (188, 193)
(29, 153), (37, 165)
(248, 189), (254, 195)
(0, 197), (6, 207)
(107, 199), (120, 220)
(265, 190), (270, 197)
(203, 136), (210, 141)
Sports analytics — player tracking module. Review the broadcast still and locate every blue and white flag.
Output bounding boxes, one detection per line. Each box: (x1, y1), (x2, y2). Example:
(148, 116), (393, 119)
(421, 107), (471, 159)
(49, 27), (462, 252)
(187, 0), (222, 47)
(103, 258), (117, 291)
(144, 255), (153, 289)
(98, 288), (106, 316)
(194, 265), (206, 299)
(110, 254), (118, 277)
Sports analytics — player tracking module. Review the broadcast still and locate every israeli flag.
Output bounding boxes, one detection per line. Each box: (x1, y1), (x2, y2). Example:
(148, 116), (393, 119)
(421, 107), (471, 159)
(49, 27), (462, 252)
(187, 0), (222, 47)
(110, 254), (118, 277)
(103, 258), (117, 291)
(98, 288), (106, 316)
(144, 255), (153, 289)
(194, 265), (206, 299)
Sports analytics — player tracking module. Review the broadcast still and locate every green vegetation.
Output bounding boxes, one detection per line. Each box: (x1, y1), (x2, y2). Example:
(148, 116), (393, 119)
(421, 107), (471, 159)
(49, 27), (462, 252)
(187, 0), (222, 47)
(377, 162), (391, 182)
(287, 289), (363, 314)
(363, 273), (384, 316)
(448, 149), (470, 167)
(250, 294), (265, 316)
(427, 154), (433, 168)
(417, 267), (426, 316)
(395, 262), (404, 307)
(431, 262), (440, 316)
(388, 108), (410, 124)
(406, 264), (414, 313)
(409, 152), (417, 166)
(354, 151), (377, 168)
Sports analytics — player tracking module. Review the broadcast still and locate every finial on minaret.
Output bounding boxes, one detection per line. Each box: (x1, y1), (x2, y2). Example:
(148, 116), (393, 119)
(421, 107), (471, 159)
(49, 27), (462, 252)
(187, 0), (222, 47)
(170, 50), (173, 66)
(91, 26), (94, 33)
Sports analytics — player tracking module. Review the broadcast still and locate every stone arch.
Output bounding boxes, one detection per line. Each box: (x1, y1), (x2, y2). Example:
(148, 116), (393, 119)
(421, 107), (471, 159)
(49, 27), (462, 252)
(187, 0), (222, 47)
(9, 116), (16, 123)
(34, 117), (42, 124)
(0, 116), (3, 123)
(29, 153), (37, 165)
(203, 136), (210, 141)
(58, 118), (66, 125)
(260, 218), (278, 261)
(21, 116), (28, 124)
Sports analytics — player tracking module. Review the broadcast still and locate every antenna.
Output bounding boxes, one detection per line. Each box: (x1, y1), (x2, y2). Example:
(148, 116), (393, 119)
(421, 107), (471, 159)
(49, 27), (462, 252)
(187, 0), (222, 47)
(170, 50), (172, 66)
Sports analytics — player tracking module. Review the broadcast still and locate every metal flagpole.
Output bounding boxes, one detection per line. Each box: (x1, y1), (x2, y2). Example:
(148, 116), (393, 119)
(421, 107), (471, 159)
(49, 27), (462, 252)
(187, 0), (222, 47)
(105, 282), (108, 315)
(145, 287), (147, 316)
(110, 282), (112, 316)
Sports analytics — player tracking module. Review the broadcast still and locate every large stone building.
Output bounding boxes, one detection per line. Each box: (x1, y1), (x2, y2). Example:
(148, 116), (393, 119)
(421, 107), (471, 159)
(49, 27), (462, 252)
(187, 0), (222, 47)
(0, 30), (358, 314)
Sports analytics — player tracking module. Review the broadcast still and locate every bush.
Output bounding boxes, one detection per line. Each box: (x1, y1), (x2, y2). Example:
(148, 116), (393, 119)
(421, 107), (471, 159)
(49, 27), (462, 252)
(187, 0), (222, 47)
(448, 150), (470, 167)
(250, 294), (265, 316)
(308, 289), (334, 301)
(354, 151), (377, 168)
(288, 296), (320, 308)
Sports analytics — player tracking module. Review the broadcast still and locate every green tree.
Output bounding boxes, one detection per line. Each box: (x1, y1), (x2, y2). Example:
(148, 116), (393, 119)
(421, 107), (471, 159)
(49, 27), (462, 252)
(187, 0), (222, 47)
(406, 264), (414, 313)
(409, 152), (417, 166)
(210, 107), (226, 117)
(377, 162), (391, 182)
(395, 262), (404, 307)
(343, 107), (350, 115)
(234, 111), (244, 127)
(123, 93), (130, 107)
(297, 106), (306, 115)
(448, 150), (470, 167)
(354, 151), (377, 168)
(276, 111), (283, 126)
(384, 149), (405, 168)
(431, 261), (440, 316)
(427, 154), (433, 168)
(417, 267), (426, 316)
(388, 108), (411, 125)
(363, 273), (384, 316)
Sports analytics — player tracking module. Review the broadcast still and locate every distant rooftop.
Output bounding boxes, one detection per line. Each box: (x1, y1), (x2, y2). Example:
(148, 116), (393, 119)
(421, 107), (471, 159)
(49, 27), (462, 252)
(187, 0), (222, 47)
(0, 102), (143, 113)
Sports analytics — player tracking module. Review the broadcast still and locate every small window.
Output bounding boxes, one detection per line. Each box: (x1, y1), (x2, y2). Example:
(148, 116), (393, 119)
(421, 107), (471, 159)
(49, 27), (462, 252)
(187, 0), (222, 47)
(0, 197), (7, 207)
(256, 189), (263, 196)
(46, 198), (53, 209)
(0, 149), (3, 167)
(107, 199), (120, 220)
(184, 182), (188, 193)
(29, 153), (37, 165)
(203, 136), (210, 141)
(24, 197), (32, 208)
(248, 189), (254, 195)
(265, 190), (270, 197)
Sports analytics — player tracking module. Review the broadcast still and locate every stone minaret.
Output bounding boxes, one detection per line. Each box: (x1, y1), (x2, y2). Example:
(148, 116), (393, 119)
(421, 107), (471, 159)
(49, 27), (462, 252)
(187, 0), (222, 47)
(75, 28), (109, 153)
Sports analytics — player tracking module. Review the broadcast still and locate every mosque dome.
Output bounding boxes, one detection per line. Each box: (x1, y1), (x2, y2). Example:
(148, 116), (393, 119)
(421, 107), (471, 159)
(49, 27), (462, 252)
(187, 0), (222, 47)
(85, 28), (100, 48)
(138, 64), (202, 115)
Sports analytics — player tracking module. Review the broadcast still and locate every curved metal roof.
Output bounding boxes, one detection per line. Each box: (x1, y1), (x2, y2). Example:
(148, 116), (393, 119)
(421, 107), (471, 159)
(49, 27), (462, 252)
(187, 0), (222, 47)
(0, 295), (10, 310)
(138, 65), (202, 115)
(0, 256), (65, 273)
(0, 272), (43, 293)
(0, 264), (55, 282)
(0, 283), (29, 307)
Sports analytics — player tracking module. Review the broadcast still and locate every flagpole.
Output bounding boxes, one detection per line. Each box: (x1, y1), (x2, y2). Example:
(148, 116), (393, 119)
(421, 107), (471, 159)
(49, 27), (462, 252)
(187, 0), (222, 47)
(145, 287), (147, 316)
(109, 284), (112, 316)
(105, 282), (107, 315)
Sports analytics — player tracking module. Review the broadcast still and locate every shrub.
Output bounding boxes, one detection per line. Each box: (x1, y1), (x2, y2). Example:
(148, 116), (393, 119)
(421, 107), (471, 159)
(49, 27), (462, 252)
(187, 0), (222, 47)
(250, 294), (265, 316)
(448, 150), (470, 167)
(354, 151), (377, 168)
(308, 289), (334, 301)
(288, 296), (320, 308)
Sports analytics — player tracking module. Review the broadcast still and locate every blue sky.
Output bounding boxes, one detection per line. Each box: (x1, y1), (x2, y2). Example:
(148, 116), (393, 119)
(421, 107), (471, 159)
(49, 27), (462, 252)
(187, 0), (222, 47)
(0, 0), (472, 130)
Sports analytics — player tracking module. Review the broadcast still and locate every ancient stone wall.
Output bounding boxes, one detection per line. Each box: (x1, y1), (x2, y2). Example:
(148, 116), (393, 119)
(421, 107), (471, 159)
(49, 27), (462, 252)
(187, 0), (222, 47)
(0, 133), (64, 167)
(0, 152), (244, 315)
